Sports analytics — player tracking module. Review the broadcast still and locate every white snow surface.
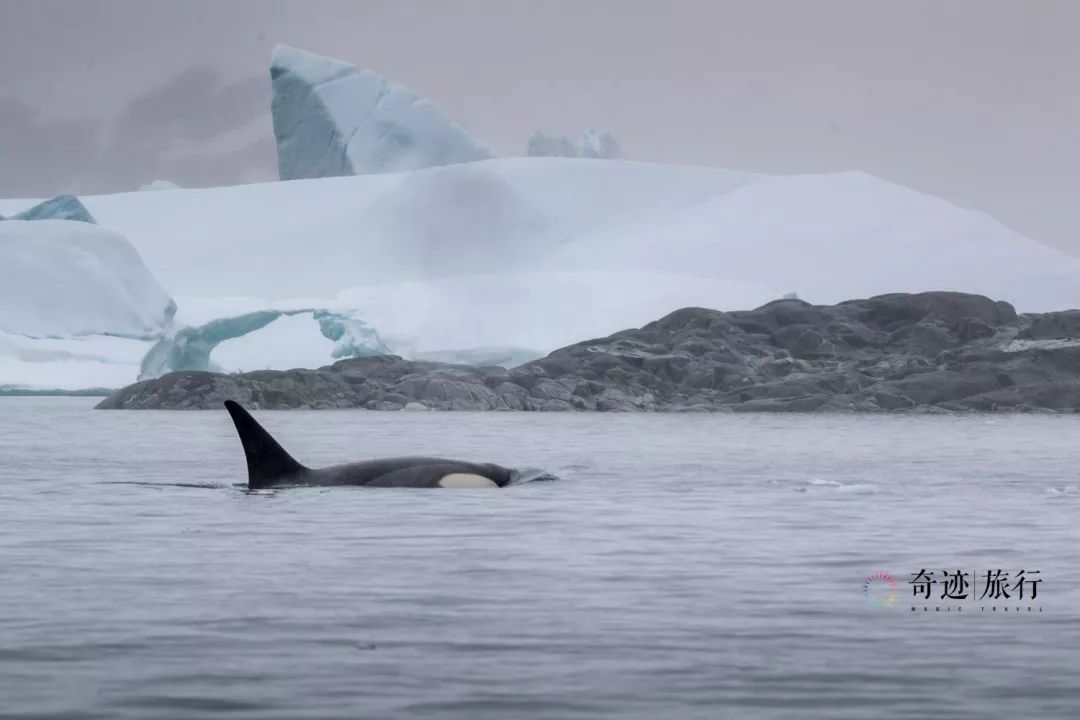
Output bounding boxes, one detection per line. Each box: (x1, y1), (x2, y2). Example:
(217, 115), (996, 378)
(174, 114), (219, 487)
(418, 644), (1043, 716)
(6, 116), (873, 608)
(166, 270), (769, 361)
(210, 313), (338, 374)
(3, 158), (1074, 311)
(0, 220), (174, 338)
(4, 157), (1080, 388)
(0, 332), (150, 391)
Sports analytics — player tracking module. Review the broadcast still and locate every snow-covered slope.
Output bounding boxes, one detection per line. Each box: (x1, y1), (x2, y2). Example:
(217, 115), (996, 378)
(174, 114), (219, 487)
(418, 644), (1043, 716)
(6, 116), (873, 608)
(0, 220), (176, 391)
(147, 270), (769, 364)
(271, 44), (493, 180)
(5, 158), (1074, 311)
(0, 160), (751, 297)
(3, 157), (1079, 389)
(0, 332), (150, 391)
(0, 220), (175, 337)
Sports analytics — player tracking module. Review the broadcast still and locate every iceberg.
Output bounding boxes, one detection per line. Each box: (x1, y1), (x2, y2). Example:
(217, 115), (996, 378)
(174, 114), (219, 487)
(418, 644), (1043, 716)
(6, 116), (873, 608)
(527, 129), (620, 159)
(0, 331), (151, 392)
(526, 131), (578, 158)
(327, 270), (775, 356)
(270, 44), (493, 180)
(6, 157), (1080, 391)
(578, 129), (620, 159)
(138, 309), (390, 379)
(0, 220), (175, 392)
(0, 220), (175, 338)
(22, 157), (1080, 316)
(138, 180), (181, 192)
(2, 194), (96, 223)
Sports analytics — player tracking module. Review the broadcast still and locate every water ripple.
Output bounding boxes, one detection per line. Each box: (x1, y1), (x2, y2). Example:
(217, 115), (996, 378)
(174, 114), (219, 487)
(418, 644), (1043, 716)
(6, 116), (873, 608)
(1, 398), (1078, 718)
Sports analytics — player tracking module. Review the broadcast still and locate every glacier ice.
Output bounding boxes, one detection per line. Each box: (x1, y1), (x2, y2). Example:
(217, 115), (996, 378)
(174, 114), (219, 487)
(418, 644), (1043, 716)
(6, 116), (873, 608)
(579, 129), (620, 159)
(138, 309), (390, 380)
(2, 194), (96, 223)
(139, 180), (181, 192)
(526, 131), (578, 158)
(0, 219), (175, 391)
(313, 310), (391, 360)
(34, 157), (1080, 315)
(527, 129), (620, 159)
(0, 331), (151, 392)
(270, 44), (493, 180)
(0, 220), (175, 338)
(327, 270), (775, 355)
(7, 156), (1080, 391)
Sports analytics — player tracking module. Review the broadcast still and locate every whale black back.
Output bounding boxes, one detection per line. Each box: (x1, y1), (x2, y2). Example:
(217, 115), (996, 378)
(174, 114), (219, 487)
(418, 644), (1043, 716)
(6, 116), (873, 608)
(222, 400), (517, 489)
(224, 400), (307, 488)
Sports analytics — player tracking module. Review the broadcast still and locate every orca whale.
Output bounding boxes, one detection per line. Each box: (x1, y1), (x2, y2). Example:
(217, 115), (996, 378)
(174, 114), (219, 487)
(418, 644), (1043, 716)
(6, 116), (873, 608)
(224, 400), (516, 489)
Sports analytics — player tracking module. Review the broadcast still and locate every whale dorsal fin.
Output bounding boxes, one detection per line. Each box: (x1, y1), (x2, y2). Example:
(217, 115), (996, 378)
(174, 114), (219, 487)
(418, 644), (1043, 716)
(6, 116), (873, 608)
(223, 401), (307, 488)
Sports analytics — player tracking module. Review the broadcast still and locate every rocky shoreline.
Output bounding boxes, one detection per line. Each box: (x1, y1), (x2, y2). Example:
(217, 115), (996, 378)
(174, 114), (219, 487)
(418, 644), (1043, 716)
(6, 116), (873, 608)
(97, 292), (1080, 412)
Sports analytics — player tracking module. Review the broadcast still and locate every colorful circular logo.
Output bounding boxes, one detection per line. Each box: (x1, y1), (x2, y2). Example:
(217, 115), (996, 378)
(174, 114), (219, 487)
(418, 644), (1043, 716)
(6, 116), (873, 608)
(864, 571), (898, 607)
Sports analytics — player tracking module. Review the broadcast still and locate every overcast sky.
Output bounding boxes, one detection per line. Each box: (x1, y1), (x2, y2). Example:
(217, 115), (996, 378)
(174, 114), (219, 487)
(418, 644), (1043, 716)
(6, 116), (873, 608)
(1, 0), (1077, 253)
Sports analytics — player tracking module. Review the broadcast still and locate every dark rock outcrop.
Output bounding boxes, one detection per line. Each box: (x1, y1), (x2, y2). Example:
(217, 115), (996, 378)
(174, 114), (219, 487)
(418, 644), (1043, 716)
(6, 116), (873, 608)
(97, 292), (1080, 412)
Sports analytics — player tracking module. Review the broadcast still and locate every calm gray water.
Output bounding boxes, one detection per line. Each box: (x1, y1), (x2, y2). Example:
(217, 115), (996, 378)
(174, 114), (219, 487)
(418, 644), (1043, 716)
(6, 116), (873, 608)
(1, 397), (1079, 719)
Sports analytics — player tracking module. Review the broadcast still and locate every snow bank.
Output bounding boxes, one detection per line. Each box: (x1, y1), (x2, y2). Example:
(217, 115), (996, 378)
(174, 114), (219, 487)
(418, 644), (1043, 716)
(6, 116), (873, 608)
(0, 331), (152, 392)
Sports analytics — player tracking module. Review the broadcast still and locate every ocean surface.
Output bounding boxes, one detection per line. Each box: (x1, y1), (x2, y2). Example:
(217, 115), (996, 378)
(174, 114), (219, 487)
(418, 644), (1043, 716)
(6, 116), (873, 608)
(2, 397), (1079, 719)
